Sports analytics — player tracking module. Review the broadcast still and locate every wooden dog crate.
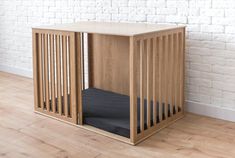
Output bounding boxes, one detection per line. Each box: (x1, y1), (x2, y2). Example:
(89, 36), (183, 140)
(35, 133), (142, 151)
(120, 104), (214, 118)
(32, 22), (185, 145)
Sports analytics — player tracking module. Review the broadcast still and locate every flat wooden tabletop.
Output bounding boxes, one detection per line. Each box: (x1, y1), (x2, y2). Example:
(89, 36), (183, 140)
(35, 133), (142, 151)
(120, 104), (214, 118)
(33, 21), (185, 36)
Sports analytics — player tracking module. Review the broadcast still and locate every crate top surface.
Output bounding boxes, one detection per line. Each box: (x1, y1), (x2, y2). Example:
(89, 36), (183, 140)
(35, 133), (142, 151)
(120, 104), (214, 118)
(33, 21), (185, 36)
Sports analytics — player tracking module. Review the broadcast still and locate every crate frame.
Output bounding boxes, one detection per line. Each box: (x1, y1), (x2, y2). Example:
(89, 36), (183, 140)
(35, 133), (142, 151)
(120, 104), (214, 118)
(32, 22), (185, 145)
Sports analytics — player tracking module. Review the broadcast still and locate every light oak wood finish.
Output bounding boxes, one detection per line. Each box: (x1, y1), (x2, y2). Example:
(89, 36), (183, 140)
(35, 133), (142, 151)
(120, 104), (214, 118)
(56, 34), (62, 115)
(75, 32), (83, 125)
(62, 35), (68, 116)
(140, 39), (145, 132)
(32, 29), (81, 124)
(35, 21), (185, 36)
(33, 23), (185, 145)
(50, 34), (56, 112)
(129, 36), (137, 143)
(132, 28), (185, 144)
(1, 72), (235, 157)
(88, 34), (130, 95)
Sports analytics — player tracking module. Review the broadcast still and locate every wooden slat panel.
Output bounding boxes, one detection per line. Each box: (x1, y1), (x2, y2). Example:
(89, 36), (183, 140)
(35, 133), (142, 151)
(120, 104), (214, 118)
(63, 35), (68, 116)
(132, 28), (185, 144)
(50, 34), (56, 112)
(158, 36), (163, 121)
(33, 32), (39, 109)
(139, 39), (144, 132)
(146, 38), (151, 128)
(44, 34), (50, 110)
(56, 35), (62, 114)
(152, 37), (157, 126)
(33, 29), (82, 125)
(130, 37), (137, 143)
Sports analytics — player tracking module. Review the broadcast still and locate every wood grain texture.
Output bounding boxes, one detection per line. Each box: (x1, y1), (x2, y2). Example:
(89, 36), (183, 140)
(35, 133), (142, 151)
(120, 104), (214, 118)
(62, 35), (68, 116)
(32, 27), (185, 145)
(152, 37), (157, 126)
(158, 36), (163, 122)
(56, 35), (62, 115)
(38, 33), (44, 109)
(44, 34), (50, 110)
(164, 35), (168, 120)
(140, 39), (144, 132)
(33, 29), (79, 124)
(88, 34), (130, 95)
(169, 34), (174, 116)
(50, 34), (56, 112)
(133, 28), (185, 143)
(1, 72), (235, 158)
(146, 38), (151, 128)
(34, 21), (185, 36)
(75, 32), (83, 125)
(32, 31), (39, 109)
(69, 32), (78, 123)
(129, 36), (137, 143)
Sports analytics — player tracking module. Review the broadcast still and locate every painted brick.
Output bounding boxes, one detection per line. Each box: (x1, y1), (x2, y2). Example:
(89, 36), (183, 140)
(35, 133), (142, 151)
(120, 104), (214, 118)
(201, 25), (224, 33)
(200, 9), (224, 17)
(188, 16), (211, 24)
(166, 15), (187, 23)
(225, 26), (235, 34)
(157, 8), (177, 15)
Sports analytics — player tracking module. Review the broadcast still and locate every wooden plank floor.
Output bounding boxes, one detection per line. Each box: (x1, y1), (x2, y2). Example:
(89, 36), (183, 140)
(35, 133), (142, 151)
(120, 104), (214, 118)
(1, 71), (235, 158)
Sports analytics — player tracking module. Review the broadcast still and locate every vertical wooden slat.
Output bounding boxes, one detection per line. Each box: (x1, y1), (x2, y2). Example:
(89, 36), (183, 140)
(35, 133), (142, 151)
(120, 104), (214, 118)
(179, 31), (184, 112)
(158, 36), (163, 122)
(56, 35), (62, 114)
(164, 35), (169, 119)
(54, 35), (58, 113)
(38, 34), (44, 109)
(140, 39), (144, 132)
(76, 33), (83, 124)
(146, 38), (151, 128)
(50, 34), (55, 112)
(44, 34), (50, 110)
(152, 37), (157, 126)
(67, 36), (71, 116)
(182, 29), (186, 113)
(81, 33), (85, 90)
(174, 33), (179, 112)
(162, 36), (167, 120)
(63, 35), (68, 116)
(33, 31), (39, 109)
(169, 34), (174, 116)
(130, 36), (137, 143)
(70, 32), (78, 123)
(88, 34), (93, 88)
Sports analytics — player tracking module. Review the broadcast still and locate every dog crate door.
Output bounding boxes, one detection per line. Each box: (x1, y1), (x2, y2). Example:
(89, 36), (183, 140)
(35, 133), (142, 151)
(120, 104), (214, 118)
(33, 30), (83, 125)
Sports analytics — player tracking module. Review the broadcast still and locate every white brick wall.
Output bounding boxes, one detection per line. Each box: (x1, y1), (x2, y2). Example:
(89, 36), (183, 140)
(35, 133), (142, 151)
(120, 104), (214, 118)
(0, 0), (235, 118)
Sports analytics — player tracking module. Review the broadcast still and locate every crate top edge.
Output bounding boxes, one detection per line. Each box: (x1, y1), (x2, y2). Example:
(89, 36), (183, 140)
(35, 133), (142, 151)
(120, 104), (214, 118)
(32, 21), (185, 36)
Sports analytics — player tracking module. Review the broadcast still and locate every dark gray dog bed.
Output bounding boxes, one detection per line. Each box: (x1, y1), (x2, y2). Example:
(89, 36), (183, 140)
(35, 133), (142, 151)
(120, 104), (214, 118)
(82, 88), (174, 138)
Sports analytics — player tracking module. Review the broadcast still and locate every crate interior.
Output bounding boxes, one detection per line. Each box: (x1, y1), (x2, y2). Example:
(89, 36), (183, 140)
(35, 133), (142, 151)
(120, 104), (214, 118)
(81, 33), (180, 138)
